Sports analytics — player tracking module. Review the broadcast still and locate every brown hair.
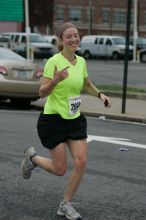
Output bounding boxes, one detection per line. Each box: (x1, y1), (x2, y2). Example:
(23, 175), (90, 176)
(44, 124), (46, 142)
(56, 22), (76, 51)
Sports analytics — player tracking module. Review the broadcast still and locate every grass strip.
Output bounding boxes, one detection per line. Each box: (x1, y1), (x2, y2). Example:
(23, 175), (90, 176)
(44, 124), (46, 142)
(95, 85), (146, 94)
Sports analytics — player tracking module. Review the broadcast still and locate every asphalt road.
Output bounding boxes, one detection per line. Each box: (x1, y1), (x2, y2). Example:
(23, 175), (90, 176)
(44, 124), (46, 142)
(0, 110), (146, 220)
(86, 60), (146, 89)
(37, 58), (146, 89)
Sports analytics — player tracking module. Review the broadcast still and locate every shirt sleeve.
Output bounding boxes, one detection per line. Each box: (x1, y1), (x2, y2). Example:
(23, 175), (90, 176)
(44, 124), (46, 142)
(43, 57), (55, 79)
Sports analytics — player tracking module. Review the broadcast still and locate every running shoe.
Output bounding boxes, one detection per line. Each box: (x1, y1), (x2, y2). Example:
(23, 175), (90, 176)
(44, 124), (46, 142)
(57, 201), (82, 220)
(21, 147), (37, 179)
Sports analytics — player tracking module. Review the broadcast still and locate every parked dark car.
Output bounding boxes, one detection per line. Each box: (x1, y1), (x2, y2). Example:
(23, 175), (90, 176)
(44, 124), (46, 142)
(139, 49), (146, 63)
(130, 37), (146, 50)
(130, 37), (146, 63)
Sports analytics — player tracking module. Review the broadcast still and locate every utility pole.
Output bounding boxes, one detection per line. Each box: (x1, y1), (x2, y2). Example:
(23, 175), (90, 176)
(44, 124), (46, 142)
(24, 0), (30, 60)
(132, 0), (138, 63)
(89, 0), (92, 34)
(122, 0), (132, 114)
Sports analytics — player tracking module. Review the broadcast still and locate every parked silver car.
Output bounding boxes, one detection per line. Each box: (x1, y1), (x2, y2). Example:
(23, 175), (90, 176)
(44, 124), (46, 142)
(1, 32), (54, 59)
(0, 47), (42, 107)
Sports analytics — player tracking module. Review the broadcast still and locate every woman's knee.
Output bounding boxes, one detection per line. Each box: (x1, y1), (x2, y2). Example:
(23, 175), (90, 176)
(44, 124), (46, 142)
(74, 158), (87, 172)
(54, 164), (67, 176)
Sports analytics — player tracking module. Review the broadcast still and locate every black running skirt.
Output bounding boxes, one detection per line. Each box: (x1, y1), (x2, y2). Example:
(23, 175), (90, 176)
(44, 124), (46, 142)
(37, 113), (87, 150)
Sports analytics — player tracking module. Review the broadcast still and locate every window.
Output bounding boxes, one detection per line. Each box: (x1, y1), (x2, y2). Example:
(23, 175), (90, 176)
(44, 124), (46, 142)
(98, 38), (104, 45)
(112, 37), (125, 45)
(102, 9), (110, 23)
(11, 35), (15, 41)
(106, 39), (112, 45)
(56, 7), (64, 21)
(69, 8), (82, 22)
(113, 11), (126, 24)
(29, 35), (45, 43)
(21, 36), (26, 43)
(14, 35), (19, 43)
(95, 38), (99, 44)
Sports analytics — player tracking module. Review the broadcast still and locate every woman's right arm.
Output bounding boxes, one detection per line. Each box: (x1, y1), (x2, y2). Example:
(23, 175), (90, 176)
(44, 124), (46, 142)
(39, 77), (58, 98)
(39, 66), (69, 98)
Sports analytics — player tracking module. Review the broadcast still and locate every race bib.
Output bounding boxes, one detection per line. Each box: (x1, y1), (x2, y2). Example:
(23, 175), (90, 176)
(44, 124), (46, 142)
(68, 96), (81, 115)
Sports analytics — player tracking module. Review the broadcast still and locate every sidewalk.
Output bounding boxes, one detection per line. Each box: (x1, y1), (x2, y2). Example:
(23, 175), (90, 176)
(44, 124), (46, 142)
(32, 94), (146, 124)
(80, 94), (146, 123)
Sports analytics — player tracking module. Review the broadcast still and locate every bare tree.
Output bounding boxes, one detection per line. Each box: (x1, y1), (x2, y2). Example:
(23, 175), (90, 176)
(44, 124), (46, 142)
(28, 0), (54, 33)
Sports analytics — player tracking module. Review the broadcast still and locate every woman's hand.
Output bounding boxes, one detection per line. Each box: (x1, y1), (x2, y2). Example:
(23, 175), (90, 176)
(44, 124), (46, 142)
(100, 93), (111, 108)
(52, 66), (69, 84)
(39, 66), (70, 98)
(83, 77), (111, 108)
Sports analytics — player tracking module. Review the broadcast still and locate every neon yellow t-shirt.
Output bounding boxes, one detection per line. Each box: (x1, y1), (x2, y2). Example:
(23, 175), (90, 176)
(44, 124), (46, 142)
(43, 52), (88, 119)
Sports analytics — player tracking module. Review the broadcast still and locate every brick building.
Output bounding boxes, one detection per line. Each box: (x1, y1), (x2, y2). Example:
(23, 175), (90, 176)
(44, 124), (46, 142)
(53, 0), (146, 37)
(0, 0), (146, 38)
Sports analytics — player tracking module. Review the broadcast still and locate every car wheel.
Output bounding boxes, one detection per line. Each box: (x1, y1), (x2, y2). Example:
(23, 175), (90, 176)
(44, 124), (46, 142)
(112, 52), (119, 60)
(84, 51), (91, 59)
(10, 98), (31, 108)
(140, 52), (146, 63)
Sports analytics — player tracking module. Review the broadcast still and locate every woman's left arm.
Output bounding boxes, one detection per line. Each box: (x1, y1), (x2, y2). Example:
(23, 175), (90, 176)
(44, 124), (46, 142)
(83, 77), (111, 108)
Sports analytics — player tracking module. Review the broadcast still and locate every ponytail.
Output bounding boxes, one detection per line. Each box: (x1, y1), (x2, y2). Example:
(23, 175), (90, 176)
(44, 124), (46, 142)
(57, 39), (63, 52)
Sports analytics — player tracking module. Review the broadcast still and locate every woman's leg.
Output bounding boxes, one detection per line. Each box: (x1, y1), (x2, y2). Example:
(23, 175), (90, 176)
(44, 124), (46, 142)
(33, 143), (67, 176)
(63, 139), (87, 202)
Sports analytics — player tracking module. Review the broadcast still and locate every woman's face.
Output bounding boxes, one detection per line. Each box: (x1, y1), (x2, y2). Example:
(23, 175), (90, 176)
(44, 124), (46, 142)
(61, 27), (80, 52)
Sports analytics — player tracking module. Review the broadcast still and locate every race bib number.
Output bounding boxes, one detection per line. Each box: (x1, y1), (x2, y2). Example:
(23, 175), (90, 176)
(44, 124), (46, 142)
(68, 96), (81, 115)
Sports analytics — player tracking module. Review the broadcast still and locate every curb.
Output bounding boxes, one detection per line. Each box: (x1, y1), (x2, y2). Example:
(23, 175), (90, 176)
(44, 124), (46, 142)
(81, 111), (146, 124)
(32, 104), (146, 124)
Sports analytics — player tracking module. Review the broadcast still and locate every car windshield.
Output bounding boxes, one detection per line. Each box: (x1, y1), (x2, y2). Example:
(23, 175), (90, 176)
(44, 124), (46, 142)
(29, 35), (46, 43)
(0, 36), (10, 42)
(0, 48), (26, 61)
(112, 37), (126, 45)
(138, 38), (146, 44)
(44, 37), (52, 43)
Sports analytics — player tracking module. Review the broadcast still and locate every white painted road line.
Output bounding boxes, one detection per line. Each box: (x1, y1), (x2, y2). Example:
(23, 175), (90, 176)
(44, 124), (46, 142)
(87, 135), (146, 149)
